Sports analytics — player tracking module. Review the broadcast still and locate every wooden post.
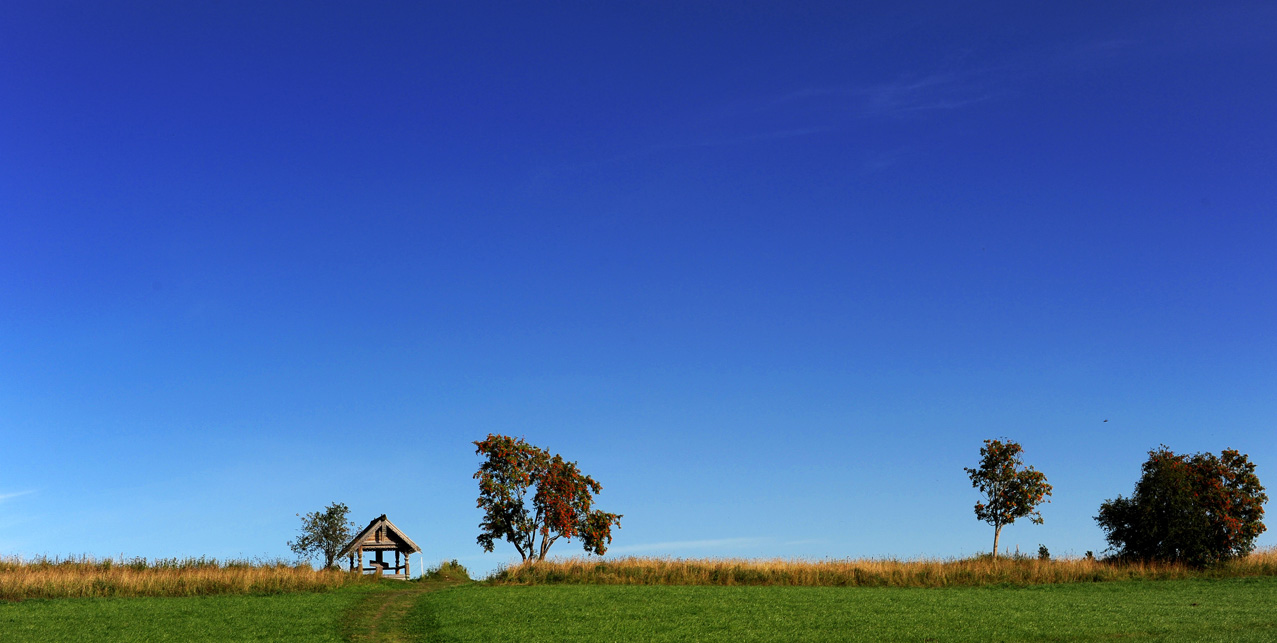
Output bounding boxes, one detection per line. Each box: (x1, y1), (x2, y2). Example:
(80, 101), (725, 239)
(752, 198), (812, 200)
(349, 552), (355, 572)
(406, 552), (411, 579)
(395, 550), (400, 573)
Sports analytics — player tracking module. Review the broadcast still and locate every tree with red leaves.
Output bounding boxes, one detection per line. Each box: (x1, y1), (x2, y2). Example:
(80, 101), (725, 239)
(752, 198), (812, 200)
(965, 439), (1053, 560)
(473, 434), (622, 562)
(1096, 446), (1266, 567)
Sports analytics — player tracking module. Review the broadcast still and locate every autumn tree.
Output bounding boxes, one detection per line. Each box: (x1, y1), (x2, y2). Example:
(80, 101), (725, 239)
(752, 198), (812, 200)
(965, 438), (1052, 560)
(288, 501), (356, 569)
(473, 434), (621, 562)
(1096, 446), (1267, 567)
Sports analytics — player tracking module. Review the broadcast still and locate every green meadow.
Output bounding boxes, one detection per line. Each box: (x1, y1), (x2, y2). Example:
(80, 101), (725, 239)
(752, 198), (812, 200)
(2, 576), (1276, 642)
(0, 587), (367, 643)
(409, 579), (1277, 643)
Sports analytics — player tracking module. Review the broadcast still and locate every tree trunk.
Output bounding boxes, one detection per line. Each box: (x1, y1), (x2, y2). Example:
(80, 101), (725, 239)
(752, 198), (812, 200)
(992, 524), (1003, 560)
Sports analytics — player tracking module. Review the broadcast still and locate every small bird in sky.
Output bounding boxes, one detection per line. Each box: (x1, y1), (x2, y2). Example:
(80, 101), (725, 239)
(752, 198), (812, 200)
(1103, 419), (1108, 422)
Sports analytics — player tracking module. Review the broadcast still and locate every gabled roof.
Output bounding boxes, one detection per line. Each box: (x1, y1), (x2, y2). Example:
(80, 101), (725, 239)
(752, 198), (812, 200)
(337, 514), (422, 558)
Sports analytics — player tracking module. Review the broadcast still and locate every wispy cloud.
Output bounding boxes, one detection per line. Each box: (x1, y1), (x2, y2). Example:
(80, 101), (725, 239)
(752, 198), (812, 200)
(531, 37), (1141, 181)
(782, 538), (828, 547)
(606, 537), (769, 555)
(1053, 38), (1141, 68)
(525, 126), (833, 182)
(637, 127), (833, 154)
(758, 67), (1005, 123)
(0, 490), (34, 503)
(1067, 38), (1138, 59)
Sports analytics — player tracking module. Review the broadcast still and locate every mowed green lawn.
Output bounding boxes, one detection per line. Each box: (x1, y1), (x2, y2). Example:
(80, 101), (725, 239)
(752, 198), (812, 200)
(408, 577), (1277, 643)
(0, 585), (380, 643)
(2, 577), (1275, 642)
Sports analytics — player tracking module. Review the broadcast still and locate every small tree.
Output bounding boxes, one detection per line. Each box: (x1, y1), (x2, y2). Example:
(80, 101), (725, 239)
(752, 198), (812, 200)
(473, 434), (621, 562)
(965, 438), (1052, 560)
(288, 502), (356, 569)
(1096, 446), (1266, 567)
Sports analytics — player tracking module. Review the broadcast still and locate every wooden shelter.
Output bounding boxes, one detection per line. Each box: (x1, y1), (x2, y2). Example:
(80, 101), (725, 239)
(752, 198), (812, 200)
(337, 514), (422, 579)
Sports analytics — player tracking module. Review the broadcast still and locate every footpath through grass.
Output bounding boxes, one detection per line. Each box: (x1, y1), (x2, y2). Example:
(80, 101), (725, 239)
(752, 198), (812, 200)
(409, 577), (1277, 642)
(341, 578), (466, 643)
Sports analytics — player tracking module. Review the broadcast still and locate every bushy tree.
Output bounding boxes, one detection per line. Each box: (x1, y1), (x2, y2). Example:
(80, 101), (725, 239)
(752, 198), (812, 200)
(965, 438), (1052, 560)
(1096, 446), (1267, 567)
(473, 434), (621, 561)
(288, 502), (356, 569)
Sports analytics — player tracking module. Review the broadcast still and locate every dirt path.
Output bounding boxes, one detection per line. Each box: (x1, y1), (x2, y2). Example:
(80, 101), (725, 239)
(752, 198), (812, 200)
(341, 580), (464, 643)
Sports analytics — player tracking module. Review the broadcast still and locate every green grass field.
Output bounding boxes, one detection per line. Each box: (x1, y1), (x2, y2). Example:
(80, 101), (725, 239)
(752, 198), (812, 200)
(409, 577), (1277, 642)
(2, 577), (1275, 642)
(0, 588), (366, 642)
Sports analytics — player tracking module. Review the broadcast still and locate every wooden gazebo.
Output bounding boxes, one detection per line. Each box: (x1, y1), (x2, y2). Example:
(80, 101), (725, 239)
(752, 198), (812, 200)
(337, 514), (422, 579)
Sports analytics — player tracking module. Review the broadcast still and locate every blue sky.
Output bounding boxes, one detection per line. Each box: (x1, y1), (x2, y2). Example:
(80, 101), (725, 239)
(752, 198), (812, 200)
(2, 2), (1274, 574)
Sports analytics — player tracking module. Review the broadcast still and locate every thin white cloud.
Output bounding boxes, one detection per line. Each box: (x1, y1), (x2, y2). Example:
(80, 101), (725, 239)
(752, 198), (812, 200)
(1066, 38), (1138, 60)
(526, 127), (833, 181)
(0, 491), (34, 503)
(782, 538), (828, 546)
(606, 537), (769, 555)
(533, 38), (1140, 180)
(656, 127), (833, 151)
(763, 68), (1006, 122)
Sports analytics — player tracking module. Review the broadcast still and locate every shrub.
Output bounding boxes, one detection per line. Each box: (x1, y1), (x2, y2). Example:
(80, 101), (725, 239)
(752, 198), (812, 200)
(1096, 446), (1267, 567)
(1038, 545), (1050, 561)
(424, 559), (470, 582)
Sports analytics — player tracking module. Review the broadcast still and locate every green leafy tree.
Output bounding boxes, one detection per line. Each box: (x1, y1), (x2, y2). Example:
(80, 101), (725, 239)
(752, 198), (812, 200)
(965, 438), (1052, 560)
(288, 502), (356, 569)
(1096, 446), (1267, 567)
(473, 434), (621, 561)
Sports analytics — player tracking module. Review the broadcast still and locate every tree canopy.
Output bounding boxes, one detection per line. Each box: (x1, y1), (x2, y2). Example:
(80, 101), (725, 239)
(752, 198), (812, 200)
(473, 433), (621, 561)
(1096, 446), (1267, 567)
(287, 502), (355, 569)
(964, 438), (1052, 559)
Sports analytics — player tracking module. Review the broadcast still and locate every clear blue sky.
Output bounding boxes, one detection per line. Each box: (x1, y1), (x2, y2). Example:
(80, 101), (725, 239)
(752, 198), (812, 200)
(2, 2), (1273, 574)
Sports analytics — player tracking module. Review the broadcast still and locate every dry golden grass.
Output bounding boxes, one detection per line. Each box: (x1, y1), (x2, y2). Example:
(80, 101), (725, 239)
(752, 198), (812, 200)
(490, 547), (1277, 587)
(0, 556), (377, 601)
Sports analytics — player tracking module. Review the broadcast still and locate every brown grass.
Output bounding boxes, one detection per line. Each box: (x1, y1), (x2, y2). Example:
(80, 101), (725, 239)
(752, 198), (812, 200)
(489, 548), (1277, 587)
(0, 556), (377, 601)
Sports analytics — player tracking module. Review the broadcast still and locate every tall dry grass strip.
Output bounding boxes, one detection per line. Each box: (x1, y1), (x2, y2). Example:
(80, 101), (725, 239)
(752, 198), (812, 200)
(490, 548), (1277, 587)
(0, 556), (376, 601)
